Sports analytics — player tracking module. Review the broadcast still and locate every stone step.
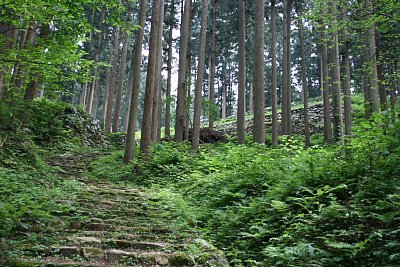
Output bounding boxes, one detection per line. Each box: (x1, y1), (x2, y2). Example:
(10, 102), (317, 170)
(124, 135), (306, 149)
(104, 239), (168, 250)
(16, 247), (192, 266)
(75, 231), (173, 242)
(6, 258), (105, 267)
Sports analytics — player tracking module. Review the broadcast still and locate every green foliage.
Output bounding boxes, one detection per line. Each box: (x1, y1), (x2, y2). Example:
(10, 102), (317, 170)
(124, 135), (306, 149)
(89, 112), (400, 266)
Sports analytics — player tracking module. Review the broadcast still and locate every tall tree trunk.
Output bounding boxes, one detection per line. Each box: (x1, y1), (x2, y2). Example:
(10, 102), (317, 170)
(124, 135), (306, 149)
(365, 0), (380, 115)
(123, 67), (133, 131)
(375, 32), (387, 111)
(192, 0), (209, 150)
(86, 80), (96, 115)
(321, 4), (331, 142)
(80, 82), (88, 106)
(175, 0), (191, 142)
(152, 0), (165, 143)
(249, 77), (253, 113)
(389, 64), (396, 121)
(100, 63), (111, 125)
(341, 4), (352, 138)
(362, 45), (372, 119)
(92, 75), (101, 118)
(124, 0), (148, 163)
(237, 0), (246, 144)
(331, 0), (343, 143)
(140, 0), (162, 156)
(184, 2), (194, 141)
(296, 2), (311, 147)
(13, 29), (28, 90)
(113, 31), (129, 133)
(221, 59), (227, 120)
(253, 0), (265, 144)
(271, 0), (278, 146)
(165, 5), (175, 138)
(282, 0), (292, 135)
(105, 26), (121, 133)
(208, 0), (217, 130)
(24, 24), (42, 102)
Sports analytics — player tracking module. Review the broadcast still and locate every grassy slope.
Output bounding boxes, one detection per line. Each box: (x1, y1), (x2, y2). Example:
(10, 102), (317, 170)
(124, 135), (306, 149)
(88, 95), (400, 266)
(2, 96), (400, 266)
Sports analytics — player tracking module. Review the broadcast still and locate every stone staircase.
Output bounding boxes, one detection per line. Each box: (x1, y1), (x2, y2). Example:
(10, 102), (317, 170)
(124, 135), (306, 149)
(2, 151), (227, 266)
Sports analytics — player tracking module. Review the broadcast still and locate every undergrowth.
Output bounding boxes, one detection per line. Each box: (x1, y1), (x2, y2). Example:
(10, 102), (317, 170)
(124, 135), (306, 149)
(89, 111), (400, 266)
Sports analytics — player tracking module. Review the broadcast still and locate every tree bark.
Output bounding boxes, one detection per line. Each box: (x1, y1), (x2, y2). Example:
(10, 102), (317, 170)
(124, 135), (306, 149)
(271, 0), (278, 146)
(175, 0), (191, 142)
(113, 31), (129, 133)
(140, 0), (162, 156)
(237, 0), (246, 145)
(282, 0), (292, 135)
(341, 5), (352, 138)
(105, 26), (121, 133)
(165, 4), (175, 138)
(80, 82), (88, 106)
(221, 59), (227, 120)
(375, 31), (387, 111)
(208, 0), (217, 130)
(152, 0), (165, 143)
(365, 0), (380, 115)
(192, 0), (209, 150)
(389, 64), (396, 121)
(331, 0), (343, 143)
(124, 0), (148, 163)
(86, 80), (96, 115)
(253, 0), (265, 144)
(296, 2), (311, 147)
(321, 3), (331, 142)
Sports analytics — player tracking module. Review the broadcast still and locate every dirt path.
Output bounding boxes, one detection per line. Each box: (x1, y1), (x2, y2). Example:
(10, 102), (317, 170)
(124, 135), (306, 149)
(4, 150), (227, 266)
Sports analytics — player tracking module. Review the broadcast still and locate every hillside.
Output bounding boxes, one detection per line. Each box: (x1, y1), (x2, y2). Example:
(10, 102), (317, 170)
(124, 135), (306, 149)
(2, 98), (399, 266)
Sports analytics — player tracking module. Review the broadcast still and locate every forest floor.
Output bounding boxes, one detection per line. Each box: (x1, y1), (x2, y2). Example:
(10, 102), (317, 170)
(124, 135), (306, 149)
(1, 149), (227, 267)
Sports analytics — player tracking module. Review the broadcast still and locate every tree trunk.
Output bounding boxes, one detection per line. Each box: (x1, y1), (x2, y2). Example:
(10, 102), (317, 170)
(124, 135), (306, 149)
(86, 80), (96, 115)
(165, 5), (175, 138)
(331, 0), (343, 143)
(221, 59), (227, 120)
(92, 76), (100, 118)
(105, 26), (121, 133)
(321, 3), (331, 142)
(389, 64), (396, 121)
(13, 29), (28, 90)
(140, 0), (162, 156)
(80, 82), (88, 106)
(192, 0), (209, 150)
(282, 0), (292, 135)
(152, 0), (165, 143)
(341, 5), (352, 138)
(208, 0), (217, 130)
(123, 67), (133, 131)
(100, 61), (111, 125)
(253, 0), (265, 144)
(365, 0), (380, 115)
(237, 0), (246, 145)
(112, 31), (129, 133)
(175, 0), (191, 142)
(271, 0), (278, 146)
(184, 2), (194, 141)
(24, 25), (40, 102)
(375, 32), (387, 111)
(296, 2), (311, 147)
(124, 0), (148, 163)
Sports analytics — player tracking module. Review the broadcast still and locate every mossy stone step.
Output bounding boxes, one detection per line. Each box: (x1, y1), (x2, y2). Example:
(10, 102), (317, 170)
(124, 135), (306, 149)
(104, 239), (168, 250)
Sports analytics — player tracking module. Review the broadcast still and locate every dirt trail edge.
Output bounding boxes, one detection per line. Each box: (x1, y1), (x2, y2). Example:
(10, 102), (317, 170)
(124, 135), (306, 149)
(3, 150), (228, 267)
